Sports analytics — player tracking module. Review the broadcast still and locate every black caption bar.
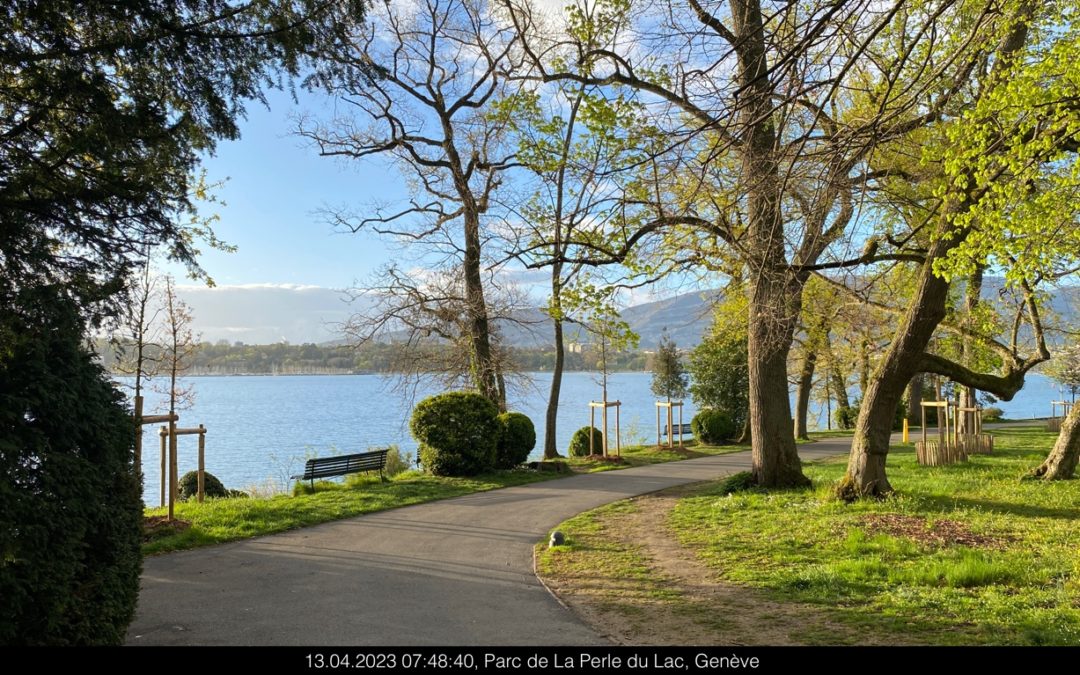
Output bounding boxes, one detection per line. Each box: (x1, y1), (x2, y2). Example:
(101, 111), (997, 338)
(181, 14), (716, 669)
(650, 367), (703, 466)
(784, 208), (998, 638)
(11, 645), (1075, 672)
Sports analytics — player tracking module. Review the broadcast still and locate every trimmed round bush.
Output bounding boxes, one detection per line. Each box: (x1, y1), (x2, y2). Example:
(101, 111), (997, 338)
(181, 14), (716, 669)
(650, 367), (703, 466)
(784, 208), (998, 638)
(982, 407), (1004, 423)
(496, 412), (536, 469)
(410, 391), (500, 476)
(568, 426), (604, 457)
(178, 470), (228, 500)
(692, 409), (735, 445)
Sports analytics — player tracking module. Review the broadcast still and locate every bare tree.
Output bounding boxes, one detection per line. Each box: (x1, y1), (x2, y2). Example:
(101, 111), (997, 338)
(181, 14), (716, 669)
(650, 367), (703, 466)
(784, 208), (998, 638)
(299, 0), (525, 409)
(155, 277), (199, 520)
(113, 254), (164, 475)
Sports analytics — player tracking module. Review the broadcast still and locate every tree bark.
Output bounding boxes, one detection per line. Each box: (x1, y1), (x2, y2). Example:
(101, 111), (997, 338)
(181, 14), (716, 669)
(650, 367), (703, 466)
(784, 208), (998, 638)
(1032, 402), (1080, 479)
(733, 0), (809, 487)
(794, 347), (816, 440)
(462, 207), (501, 408)
(545, 315), (565, 459)
(906, 374), (923, 425)
(842, 236), (954, 497)
(958, 267), (984, 434)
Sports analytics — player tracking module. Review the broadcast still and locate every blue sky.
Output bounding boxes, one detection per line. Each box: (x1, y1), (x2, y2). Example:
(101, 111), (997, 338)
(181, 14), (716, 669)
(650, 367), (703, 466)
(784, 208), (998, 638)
(164, 88), (406, 289)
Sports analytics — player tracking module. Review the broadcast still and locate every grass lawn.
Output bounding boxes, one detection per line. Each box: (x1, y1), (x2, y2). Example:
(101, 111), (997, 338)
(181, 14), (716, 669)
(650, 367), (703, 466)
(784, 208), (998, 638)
(143, 439), (748, 555)
(563, 439), (748, 473)
(539, 427), (1080, 645)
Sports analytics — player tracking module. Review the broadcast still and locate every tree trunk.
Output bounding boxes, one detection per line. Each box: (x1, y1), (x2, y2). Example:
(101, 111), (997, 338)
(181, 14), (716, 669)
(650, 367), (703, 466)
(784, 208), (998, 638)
(1032, 402), (1080, 479)
(906, 374), (923, 425)
(958, 267), (984, 434)
(859, 338), (870, 402)
(733, 0), (809, 488)
(747, 276), (808, 487)
(461, 208), (501, 409)
(829, 361), (850, 410)
(737, 414), (752, 445)
(794, 347), (816, 440)
(842, 236), (954, 497)
(545, 316), (565, 459)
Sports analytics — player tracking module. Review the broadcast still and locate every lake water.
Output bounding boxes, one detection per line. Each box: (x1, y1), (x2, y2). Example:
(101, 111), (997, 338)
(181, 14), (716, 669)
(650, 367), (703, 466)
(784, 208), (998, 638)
(124, 371), (1064, 504)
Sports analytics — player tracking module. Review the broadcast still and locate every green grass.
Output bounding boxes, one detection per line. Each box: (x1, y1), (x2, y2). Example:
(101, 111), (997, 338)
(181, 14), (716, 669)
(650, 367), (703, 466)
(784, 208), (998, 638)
(562, 439), (749, 473)
(536, 501), (683, 604)
(143, 468), (557, 555)
(669, 427), (1080, 645)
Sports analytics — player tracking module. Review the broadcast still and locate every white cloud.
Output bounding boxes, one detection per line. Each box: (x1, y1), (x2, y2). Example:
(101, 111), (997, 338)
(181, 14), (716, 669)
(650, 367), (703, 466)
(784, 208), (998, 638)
(178, 282), (332, 292)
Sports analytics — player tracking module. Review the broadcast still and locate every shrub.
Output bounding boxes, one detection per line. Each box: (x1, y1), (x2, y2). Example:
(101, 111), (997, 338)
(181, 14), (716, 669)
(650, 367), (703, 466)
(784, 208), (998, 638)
(410, 391), (500, 476)
(0, 287), (142, 644)
(496, 412), (536, 469)
(383, 445), (413, 477)
(834, 402), (904, 431)
(692, 409), (735, 444)
(568, 426), (604, 456)
(834, 405), (859, 430)
(178, 470), (228, 500)
(982, 407), (1005, 423)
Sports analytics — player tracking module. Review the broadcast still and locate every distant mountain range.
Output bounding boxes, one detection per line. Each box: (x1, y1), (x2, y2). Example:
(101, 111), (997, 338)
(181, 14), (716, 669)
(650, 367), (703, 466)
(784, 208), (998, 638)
(178, 280), (1077, 348)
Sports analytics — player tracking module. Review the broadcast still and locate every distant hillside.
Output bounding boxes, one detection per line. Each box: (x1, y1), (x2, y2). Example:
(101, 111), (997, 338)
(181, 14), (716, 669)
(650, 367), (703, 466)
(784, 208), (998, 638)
(176, 279), (1076, 349)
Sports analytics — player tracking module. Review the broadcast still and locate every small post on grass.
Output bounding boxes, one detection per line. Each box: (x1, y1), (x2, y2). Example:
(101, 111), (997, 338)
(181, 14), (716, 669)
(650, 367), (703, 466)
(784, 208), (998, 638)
(197, 424), (206, 503)
(903, 418), (909, 443)
(159, 426), (167, 508)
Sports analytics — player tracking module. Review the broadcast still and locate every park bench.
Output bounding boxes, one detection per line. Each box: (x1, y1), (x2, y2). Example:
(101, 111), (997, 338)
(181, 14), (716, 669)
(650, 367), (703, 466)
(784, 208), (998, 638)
(291, 448), (389, 489)
(661, 423), (693, 437)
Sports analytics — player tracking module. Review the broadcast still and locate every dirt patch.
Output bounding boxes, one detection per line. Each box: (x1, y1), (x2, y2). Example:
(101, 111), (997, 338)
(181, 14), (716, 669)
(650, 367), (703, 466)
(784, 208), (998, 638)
(540, 486), (895, 646)
(143, 516), (191, 542)
(860, 514), (1007, 549)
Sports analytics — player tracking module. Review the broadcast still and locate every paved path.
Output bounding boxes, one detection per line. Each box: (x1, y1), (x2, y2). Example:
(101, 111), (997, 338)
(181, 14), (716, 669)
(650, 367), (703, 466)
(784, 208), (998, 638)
(127, 440), (853, 646)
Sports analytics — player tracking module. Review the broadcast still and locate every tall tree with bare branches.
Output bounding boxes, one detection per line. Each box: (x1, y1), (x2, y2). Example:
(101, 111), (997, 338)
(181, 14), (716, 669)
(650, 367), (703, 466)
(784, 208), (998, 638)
(299, 0), (525, 409)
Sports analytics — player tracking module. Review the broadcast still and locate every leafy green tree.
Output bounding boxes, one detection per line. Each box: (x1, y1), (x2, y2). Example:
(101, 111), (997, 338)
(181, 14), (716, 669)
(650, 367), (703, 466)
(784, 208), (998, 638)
(688, 290), (749, 437)
(651, 332), (688, 402)
(1047, 342), (1080, 403)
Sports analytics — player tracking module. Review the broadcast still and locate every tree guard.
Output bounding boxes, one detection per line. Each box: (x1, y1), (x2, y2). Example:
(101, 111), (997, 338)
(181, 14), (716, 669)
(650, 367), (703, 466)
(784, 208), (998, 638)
(157, 423), (208, 517)
(917, 393), (993, 466)
(1048, 400), (1073, 432)
(588, 400), (621, 456)
(655, 400), (684, 448)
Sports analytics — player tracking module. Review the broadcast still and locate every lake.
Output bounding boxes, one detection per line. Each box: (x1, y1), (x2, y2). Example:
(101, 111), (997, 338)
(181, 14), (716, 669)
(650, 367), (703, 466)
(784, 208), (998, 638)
(124, 371), (1065, 504)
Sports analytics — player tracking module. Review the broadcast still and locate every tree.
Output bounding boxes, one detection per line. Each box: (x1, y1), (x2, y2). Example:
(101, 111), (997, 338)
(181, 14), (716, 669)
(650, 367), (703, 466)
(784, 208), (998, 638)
(298, 0), (521, 410)
(0, 286), (142, 644)
(0, 0), (358, 643)
(503, 78), (657, 458)
(500, 0), (1004, 487)
(688, 288), (750, 438)
(840, 1), (1080, 496)
(156, 278), (199, 521)
(1032, 402), (1080, 480)
(651, 332), (688, 402)
(112, 255), (164, 476)
(0, 0), (359, 320)
(1047, 341), (1080, 403)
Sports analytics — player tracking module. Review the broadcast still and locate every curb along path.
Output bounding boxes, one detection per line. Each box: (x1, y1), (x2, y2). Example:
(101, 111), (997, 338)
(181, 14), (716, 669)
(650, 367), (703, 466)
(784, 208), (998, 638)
(127, 441), (852, 645)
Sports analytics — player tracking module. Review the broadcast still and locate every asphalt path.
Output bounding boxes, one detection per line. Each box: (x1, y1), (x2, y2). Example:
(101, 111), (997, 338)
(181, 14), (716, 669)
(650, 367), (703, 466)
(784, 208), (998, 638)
(127, 438), (857, 646)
